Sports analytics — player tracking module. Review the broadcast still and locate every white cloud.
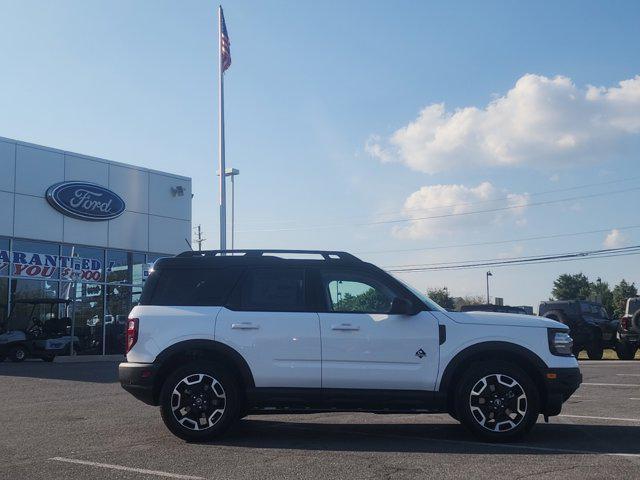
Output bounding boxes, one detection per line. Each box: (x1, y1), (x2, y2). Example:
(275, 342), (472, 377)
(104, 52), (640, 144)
(603, 229), (629, 248)
(394, 182), (529, 239)
(367, 74), (640, 174)
(549, 173), (560, 182)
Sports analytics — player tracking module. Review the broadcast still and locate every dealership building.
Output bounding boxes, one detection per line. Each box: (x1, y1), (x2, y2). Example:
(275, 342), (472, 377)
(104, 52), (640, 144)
(0, 136), (192, 355)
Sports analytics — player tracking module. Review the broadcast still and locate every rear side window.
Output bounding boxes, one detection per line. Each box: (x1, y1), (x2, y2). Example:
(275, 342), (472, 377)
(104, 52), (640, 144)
(238, 268), (305, 311)
(140, 267), (243, 306)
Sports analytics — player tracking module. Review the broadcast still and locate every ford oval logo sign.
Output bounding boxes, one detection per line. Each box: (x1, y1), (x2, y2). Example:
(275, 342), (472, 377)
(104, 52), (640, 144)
(46, 182), (126, 221)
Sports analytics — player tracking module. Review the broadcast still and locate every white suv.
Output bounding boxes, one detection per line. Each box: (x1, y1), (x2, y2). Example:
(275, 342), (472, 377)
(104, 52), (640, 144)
(119, 250), (581, 442)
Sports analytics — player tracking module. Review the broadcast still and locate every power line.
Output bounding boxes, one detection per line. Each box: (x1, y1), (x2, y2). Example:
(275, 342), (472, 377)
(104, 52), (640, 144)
(238, 174), (640, 226)
(386, 245), (640, 272)
(237, 186), (640, 233)
(356, 224), (640, 255)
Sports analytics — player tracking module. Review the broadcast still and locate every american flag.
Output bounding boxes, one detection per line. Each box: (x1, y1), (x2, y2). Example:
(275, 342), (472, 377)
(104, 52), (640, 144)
(220, 7), (231, 73)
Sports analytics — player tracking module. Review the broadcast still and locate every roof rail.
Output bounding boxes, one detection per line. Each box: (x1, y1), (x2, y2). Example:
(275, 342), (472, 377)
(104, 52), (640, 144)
(176, 249), (361, 262)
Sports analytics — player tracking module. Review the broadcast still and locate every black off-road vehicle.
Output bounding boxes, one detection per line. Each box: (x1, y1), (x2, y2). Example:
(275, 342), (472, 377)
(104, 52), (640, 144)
(539, 300), (618, 360)
(617, 297), (640, 360)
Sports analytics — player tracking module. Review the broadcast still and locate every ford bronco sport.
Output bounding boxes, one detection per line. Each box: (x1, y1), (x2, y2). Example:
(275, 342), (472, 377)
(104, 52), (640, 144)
(119, 250), (581, 442)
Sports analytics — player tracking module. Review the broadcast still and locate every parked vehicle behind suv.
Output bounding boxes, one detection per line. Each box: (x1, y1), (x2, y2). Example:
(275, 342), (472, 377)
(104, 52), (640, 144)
(538, 300), (617, 360)
(119, 250), (581, 442)
(617, 297), (640, 360)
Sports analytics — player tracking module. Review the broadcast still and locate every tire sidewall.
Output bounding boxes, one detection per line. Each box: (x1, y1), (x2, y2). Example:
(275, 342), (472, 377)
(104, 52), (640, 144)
(159, 362), (240, 442)
(455, 361), (540, 442)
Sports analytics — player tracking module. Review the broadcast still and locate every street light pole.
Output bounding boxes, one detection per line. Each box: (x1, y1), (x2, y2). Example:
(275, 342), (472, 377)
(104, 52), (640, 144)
(486, 271), (493, 304)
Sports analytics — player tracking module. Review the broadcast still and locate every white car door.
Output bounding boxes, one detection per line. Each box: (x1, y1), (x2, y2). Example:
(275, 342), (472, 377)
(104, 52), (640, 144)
(215, 267), (321, 388)
(318, 268), (440, 391)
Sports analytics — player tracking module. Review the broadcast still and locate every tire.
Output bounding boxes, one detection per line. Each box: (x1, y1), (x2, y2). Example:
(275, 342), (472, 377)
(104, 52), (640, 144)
(41, 355), (55, 363)
(616, 341), (638, 360)
(159, 362), (240, 442)
(632, 311), (640, 332)
(9, 345), (28, 363)
(455, 361), (540, 442)
(0, 354), (6, 362)
(586, 337), (604, 360)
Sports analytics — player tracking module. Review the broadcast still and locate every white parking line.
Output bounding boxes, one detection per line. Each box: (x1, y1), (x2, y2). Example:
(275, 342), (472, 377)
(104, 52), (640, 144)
(617, 374), (640, 377)
(49, 457), (205, 480)
(582, 382), (640, 387)
(560, 414), (640, 423)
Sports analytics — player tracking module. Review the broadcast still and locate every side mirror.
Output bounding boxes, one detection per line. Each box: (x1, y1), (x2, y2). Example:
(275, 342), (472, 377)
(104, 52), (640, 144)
(390, 297), (417, 316)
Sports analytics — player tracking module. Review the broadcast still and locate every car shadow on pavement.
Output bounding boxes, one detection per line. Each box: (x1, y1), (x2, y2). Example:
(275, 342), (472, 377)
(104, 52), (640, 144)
(0, 361), (119, 384)
(207, 418), (640, 456)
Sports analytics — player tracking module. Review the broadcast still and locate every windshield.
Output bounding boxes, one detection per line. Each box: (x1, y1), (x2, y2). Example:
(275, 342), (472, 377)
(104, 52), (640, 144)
(391, 275), (446, 312)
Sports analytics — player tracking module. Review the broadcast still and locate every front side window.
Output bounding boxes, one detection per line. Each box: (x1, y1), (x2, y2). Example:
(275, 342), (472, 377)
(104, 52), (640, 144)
(239, 268), (305, 311)
(322, 270), (395, 314)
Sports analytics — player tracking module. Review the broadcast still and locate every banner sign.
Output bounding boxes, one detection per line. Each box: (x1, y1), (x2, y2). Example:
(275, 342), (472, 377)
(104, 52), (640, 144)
(46, 181), (126, 221)
(0, 250), (102, 281)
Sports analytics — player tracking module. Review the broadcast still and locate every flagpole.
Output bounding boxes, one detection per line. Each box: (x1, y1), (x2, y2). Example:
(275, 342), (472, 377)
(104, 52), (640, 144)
(218, 5), (227, 252)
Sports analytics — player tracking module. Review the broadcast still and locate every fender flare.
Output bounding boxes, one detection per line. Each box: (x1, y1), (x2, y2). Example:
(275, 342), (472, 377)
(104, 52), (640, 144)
(155, 339), (255, 389)
(438, 341), (547, 393)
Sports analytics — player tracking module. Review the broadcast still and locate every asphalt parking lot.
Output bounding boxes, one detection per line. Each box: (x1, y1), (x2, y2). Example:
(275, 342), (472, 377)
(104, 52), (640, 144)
(1, 360), (639, 480)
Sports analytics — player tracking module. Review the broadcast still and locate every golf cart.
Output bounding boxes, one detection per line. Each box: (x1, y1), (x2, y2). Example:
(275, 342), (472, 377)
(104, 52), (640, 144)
(0, 298), (77, 362)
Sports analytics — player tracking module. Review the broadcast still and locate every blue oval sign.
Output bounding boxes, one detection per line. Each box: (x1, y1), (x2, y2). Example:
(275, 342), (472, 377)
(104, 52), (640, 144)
(46, 182), (126, 221)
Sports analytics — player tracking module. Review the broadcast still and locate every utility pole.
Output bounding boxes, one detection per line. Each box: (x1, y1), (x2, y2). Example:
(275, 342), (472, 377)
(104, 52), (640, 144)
(193, 225), (206, 251)
(486, 271), (493, 304)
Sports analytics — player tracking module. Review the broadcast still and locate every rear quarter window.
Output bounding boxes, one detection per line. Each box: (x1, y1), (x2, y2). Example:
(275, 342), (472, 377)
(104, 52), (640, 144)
(140, 267), (243, 306)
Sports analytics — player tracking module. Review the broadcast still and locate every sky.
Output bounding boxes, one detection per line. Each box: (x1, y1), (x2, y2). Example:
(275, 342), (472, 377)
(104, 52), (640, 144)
(0, 0), (639, 310)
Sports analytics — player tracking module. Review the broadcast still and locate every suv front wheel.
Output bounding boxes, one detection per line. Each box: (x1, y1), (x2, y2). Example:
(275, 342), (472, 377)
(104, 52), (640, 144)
(455, 361), (540, 442)
(159, 362), (240, 442)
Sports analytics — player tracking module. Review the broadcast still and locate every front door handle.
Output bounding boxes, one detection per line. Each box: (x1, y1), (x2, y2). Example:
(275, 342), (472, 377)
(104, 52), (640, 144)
(231, 322), (260, 330)
(331, 323), (360, 331)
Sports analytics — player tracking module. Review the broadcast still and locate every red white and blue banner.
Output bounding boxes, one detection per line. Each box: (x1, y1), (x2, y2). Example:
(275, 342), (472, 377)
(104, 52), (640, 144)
(0, 249), (102, 282)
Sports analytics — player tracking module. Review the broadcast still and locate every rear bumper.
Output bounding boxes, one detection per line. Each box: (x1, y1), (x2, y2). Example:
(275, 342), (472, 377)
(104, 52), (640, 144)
(118, 362), (159, 406)
(619, 332), (640, 345)
(542, 367), (582, 416)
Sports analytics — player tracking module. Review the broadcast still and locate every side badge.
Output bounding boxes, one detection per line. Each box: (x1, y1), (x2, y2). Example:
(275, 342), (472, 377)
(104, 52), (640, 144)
(415, 348), (426, 359)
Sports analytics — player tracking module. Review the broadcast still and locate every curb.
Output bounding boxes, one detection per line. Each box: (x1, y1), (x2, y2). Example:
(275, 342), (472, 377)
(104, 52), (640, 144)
(54, 354), (125, 363)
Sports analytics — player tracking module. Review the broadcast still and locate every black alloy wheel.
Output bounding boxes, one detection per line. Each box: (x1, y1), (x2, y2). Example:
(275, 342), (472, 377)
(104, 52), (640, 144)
(456, 361), (539, 442)
(9, 345), (28, 363)
(160, 362), (240, 442)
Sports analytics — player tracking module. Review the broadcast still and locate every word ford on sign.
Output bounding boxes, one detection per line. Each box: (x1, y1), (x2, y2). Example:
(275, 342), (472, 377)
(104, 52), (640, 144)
(46, 181), (126, 221)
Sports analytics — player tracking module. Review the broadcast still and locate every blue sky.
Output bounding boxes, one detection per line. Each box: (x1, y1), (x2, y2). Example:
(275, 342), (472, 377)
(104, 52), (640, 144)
(1, 0), (639, 309)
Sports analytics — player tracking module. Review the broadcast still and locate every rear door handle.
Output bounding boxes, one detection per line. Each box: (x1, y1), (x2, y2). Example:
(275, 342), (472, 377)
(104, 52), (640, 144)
(231, 322), (260, 330)
(331, 324), (360, 331)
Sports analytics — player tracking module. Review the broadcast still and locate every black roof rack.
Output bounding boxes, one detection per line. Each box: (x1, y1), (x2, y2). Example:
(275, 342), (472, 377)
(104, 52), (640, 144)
(176, 249), (361, 262)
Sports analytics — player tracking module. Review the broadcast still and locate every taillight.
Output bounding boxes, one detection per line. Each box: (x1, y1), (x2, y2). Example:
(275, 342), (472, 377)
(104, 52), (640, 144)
(126, 318), (139, 353)
(621, 316), (630, 331)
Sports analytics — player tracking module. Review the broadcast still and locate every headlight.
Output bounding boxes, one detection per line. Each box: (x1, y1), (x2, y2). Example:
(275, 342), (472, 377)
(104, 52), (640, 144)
(548, 328), (573, 356)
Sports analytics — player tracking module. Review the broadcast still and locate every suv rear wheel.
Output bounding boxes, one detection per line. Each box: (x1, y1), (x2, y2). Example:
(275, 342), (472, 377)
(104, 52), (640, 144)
(616, 341), (638, 360)
(455, 361), (539, 442)
(159, 362), (240, 442)
(586, 337), (604, 360)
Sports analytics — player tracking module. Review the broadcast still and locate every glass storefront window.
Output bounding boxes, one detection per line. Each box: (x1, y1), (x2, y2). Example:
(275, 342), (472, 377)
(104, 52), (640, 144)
(11, 240), (60, 280)
(105, 285), (132, 354)
(0, 237), (9, 277)
(107, 250), (131, 284)
(0, 278), (8, 330)
(67, 282), (104, 355)
(8, 279), (59, 332)
(132, 253), (146, 286)
(60, 245), (105, 283)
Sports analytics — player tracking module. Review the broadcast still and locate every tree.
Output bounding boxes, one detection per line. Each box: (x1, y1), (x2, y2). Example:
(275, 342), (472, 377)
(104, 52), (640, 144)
(453, 295), (485, 311)
(335, 288), (390, 312)
(427, 287), (455, 310)
(588, 279), (614, 317)
(612, 279), (638, 318)
(551, 273), (590, 301)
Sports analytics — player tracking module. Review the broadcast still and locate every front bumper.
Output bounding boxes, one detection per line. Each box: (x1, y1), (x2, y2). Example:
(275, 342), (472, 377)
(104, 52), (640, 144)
(542, 367), (582, 416)
(119, 362), (159, 406)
